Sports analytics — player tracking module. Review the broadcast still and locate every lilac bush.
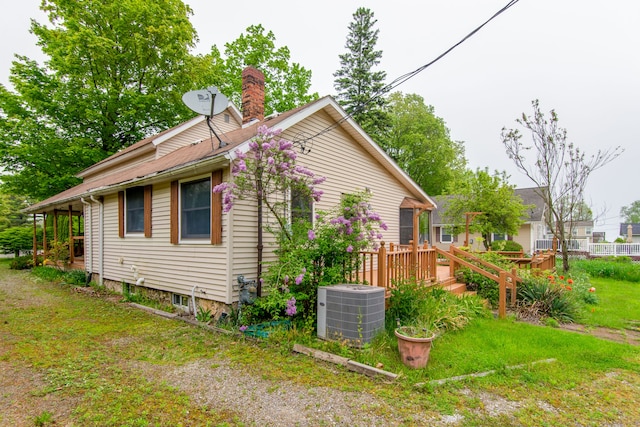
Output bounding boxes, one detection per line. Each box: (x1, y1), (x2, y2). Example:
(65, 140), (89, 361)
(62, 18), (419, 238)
(213, 125), (325, 240)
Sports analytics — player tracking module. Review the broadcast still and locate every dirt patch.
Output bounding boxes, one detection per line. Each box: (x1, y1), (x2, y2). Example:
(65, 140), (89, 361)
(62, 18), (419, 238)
(559, 323), (640, 346)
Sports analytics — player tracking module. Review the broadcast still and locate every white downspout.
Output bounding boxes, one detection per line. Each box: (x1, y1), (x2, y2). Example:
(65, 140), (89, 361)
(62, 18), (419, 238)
(90, 196), (104, 286)
(80, 198), (92, 277)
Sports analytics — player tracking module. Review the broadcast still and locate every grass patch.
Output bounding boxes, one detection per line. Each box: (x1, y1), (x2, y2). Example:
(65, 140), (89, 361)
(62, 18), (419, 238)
(2, 261), (640, 425)
(577, 276), (640, 330)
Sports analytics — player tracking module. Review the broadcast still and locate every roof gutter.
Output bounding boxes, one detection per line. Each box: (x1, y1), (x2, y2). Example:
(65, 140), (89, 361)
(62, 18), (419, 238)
(24, 154), (231, 214)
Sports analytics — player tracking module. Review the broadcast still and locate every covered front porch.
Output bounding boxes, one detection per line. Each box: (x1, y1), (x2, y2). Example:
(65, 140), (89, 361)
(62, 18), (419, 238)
(30, 200), (87, 271)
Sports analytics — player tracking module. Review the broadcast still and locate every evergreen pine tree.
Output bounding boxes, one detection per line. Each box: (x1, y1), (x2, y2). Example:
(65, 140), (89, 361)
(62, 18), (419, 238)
(333, 7), (389, 139)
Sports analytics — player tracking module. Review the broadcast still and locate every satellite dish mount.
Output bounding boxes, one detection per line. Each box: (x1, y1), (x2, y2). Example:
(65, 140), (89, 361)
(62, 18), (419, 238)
(182, 86), (229, 150)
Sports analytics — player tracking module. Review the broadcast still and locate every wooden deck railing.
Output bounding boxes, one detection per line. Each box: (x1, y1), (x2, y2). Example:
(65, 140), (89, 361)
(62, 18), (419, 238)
(353, 242), (437, 291)
(438, 246), (522, 318)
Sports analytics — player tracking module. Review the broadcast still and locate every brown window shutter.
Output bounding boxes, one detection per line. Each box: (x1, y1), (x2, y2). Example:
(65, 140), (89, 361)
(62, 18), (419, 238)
(144, 185), (152, 238)
(170, 180), (179, 244)
(211, 170), (223, 245)
(118, 191), (124, 238)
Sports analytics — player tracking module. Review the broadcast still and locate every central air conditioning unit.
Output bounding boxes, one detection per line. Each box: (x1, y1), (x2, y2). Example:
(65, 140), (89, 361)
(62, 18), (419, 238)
(317, 284), (385, 347)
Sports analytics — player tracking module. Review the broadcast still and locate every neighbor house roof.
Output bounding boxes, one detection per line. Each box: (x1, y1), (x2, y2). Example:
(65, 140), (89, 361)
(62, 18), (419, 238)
(620, 223), (640, 236)
(430, 187), (547, 226)
(26, 96), (435, 213)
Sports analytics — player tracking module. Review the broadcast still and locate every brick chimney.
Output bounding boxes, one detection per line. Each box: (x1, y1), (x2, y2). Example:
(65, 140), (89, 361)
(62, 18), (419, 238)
(241, 66), (265, 124)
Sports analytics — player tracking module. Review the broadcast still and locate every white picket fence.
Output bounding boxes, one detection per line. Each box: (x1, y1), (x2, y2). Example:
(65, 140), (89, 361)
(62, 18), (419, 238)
(534, 240), (640, 257)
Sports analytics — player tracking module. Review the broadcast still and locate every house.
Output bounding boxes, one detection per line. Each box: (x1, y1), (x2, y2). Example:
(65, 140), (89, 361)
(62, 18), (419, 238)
(620, 223), (640, 243)
(24, 67), (435, 316)
(430, 187), (547, 254)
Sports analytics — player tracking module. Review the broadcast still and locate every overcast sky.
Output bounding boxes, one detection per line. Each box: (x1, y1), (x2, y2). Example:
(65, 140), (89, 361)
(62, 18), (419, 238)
(1, 0), (638, 239)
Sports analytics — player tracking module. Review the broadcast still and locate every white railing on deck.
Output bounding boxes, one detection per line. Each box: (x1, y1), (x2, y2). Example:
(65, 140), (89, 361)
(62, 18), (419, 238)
(588, 243), (640, 257)
(534, 240), (640, 257)
(535, 239), (589, 252)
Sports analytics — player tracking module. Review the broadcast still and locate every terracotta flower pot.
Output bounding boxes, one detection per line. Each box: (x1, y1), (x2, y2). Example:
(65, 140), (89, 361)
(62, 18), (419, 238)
(395, 327), (436, 369)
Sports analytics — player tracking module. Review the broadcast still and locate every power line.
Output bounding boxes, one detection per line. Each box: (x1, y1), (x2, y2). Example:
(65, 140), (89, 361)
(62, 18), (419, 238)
(295, 0), (521, 145)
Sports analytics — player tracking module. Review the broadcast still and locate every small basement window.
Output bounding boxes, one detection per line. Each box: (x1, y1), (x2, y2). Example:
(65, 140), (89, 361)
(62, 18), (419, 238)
(172, 293), (190, 309)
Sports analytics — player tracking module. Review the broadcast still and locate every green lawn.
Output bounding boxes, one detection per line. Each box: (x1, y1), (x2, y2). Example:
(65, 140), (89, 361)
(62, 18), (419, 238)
(578, 276), (640, 330)
(2, 261), (640, 426)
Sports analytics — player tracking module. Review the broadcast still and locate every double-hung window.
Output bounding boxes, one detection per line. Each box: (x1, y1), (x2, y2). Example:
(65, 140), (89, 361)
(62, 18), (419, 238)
(118, 185), (152, 238)
(181, 178), (211, 240)
(440, 227), (454, 244)
(125, 186), (145, 234)
(170, 170), (223, 245)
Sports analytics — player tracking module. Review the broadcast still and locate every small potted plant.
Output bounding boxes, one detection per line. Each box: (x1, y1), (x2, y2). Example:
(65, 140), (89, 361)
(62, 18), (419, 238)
(394, 319), (438, 369)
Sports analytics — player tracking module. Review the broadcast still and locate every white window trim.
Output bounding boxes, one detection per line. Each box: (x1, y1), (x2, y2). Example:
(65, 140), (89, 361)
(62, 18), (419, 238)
(440, 227), (453, 244)
(178, 174), (212, 244)
(125, 186), (145, 237)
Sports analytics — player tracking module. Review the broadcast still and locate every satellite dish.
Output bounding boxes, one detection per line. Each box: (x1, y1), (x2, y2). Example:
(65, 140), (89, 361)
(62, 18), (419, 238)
(182, 86), (229, 116)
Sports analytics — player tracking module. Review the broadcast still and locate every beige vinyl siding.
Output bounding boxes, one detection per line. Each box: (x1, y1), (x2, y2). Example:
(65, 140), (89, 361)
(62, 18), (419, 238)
(99, 181), (230, 303)
(156, 114), (240, 158)
(513, 224), (532, 254)
(82, 151), (157, 184)
(278, 110), (420, 246)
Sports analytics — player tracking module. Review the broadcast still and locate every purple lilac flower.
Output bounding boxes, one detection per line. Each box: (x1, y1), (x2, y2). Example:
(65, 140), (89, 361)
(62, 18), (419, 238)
(308, 230), (316, 240)
(239, 325), (248, 332)
(346, 245), (354, 253)
(380, 222), (388, 231)
(286, 297), (297, 316)
(295, 273), (305, 285)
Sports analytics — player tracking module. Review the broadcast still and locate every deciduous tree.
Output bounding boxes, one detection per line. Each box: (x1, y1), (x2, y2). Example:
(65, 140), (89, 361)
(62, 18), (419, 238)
(380, 92), (466, 196)
(0, 0), (215, 200)
(501, 100), (622, 270)
(213, 24), (318, 116)
(443, 168), (530, 250)
(620, 201), (640, 223)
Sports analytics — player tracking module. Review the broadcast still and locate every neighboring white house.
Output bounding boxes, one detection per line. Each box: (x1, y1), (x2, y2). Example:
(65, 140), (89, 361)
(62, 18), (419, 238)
(25, 67), (436, 316)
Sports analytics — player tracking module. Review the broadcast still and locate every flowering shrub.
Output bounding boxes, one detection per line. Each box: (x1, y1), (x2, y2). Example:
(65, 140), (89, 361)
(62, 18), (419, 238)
(265, 190), (387, 319)
(213, 125), (325, 240)
(516, 271), (598, 322)
(240, 283), (299, 324)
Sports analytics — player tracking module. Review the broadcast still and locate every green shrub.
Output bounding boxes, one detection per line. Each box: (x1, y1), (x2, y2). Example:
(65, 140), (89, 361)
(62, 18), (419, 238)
(490, 240), (523, 252)
(10, 255), (35, 270)
(457, 251), (515, 307)
(387, 279), (489, 334)
(63, 269), (88, 286)
(517, 274), (580, 323)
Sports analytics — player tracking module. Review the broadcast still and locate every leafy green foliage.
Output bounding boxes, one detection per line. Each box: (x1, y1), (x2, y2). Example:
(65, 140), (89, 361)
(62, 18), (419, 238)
(9, 255), (37, 270)
(264, 190), (386, 320)
(0, 226), (40, 256)
(444, 168), (532, 249)
(620, 200), (640, 223)
(379, 92), (467, 196)
(517, 274), (580, 323)
(214, 24), (318, 115)
(457, 251), (515, 306)
(571, 258), (640, 282)
(333, 7), (389, 138)
(0, 192), (31, 231)
(490, 239), (523, 252)
(0, 0), (214, 200)
(195, 306), (213, 323)
(387, 279), (489, 335)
